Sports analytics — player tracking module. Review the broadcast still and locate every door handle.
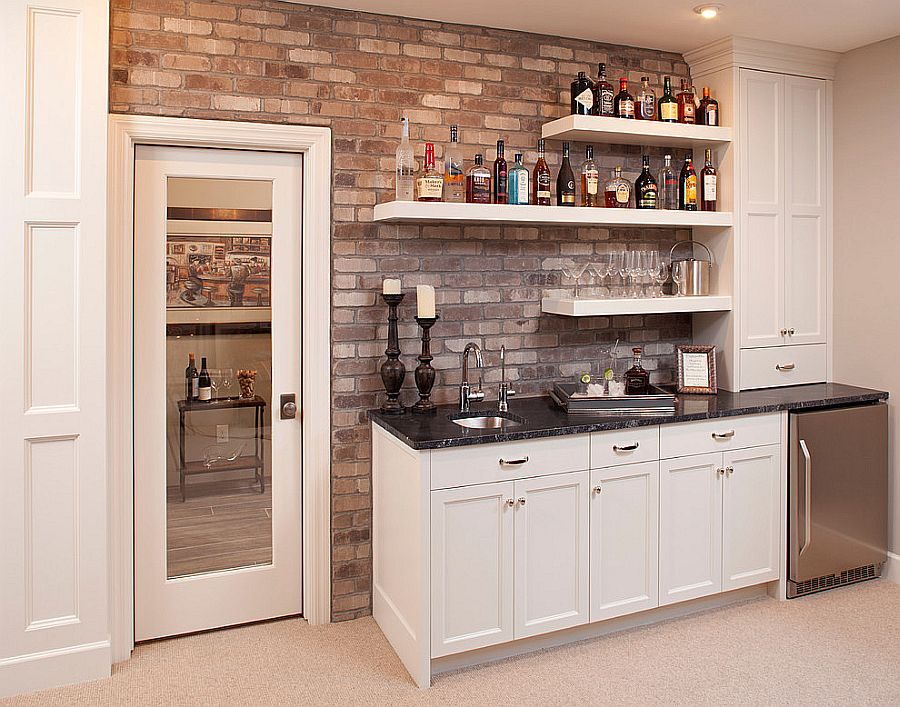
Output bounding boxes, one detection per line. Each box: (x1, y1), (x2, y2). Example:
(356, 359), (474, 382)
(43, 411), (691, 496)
(776, 363), (796, 372)
(712, 430), (735, 440)
(499, 456), (529, 466)
(612, 442), (639, 452)
(799, 439), (812, 557)
(280, 393), (298, 420)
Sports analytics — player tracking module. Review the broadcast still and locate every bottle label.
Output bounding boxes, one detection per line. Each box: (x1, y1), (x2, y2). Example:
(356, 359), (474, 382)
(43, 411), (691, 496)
(616, 183), (630, 204)
(199, 386), (212, 401)
(515, 171), (529, 203)
(600, 89), (614, 114)
(191, 379), (199, 397)
(685, 175), (697, 204)
(640, 96), (655, 119)
(619, 99), (634, 118)
(707, 108), (717, 125)
(703, 174), (717, 200)
(417, 175), (443, 199)
(684, 103), (696, 118)
(585, 170), (599, 195)
(661, 102), (677, 121)
(639, 187), (657, 208)
(575, 88), (593, 111)
(561, 194), (575, 204)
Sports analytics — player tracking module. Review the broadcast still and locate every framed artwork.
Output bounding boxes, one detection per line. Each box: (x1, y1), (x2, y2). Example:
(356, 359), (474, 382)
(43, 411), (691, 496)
(676, 345), (718, 395)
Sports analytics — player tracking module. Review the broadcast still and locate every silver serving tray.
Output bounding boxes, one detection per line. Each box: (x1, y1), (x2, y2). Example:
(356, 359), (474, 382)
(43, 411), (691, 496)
(551, 383), (676, 415)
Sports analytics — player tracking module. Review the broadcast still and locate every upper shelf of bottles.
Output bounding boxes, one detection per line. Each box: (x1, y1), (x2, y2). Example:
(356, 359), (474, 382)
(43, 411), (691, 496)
(541, 115), (732, 149)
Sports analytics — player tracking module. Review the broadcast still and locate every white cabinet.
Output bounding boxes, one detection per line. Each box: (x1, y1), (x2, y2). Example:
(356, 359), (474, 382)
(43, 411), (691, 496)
(590, 462), (659, 621)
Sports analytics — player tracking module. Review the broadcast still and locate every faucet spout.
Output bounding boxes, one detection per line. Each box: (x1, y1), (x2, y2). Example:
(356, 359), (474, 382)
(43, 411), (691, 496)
(460, 343), (485, 412)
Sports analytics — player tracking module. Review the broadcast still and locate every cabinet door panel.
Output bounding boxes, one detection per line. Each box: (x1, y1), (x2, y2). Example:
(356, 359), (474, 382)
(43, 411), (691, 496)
(659, 453), (723, 605)
(431, 481), (514, 657)
(722, 445), (781, 591)
(514, 471), (590, 639)
(590, 462), (659, 622)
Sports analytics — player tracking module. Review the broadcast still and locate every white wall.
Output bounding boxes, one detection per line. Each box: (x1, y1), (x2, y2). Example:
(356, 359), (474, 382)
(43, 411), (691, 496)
(833, 35), (900, 564)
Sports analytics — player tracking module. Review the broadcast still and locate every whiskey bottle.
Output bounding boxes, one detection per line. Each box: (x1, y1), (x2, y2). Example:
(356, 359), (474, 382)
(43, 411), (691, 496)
(395, 116), (415, 201)
(635, 155), (658, 209)
(571, 71), (594, 115)
(580, 145), (600, 207)
(592, 62), (615, 116)
(604, 166), (632, 208)
(679, 156), (698, 211)
(508, 153), (530, 205)
(676, 79), (697, 124)
(614, 78), (635, 119)
(698, 86), (719, 126)
(185, 352), (199, 401)
(443, 124), (465, 203)
(556, 142), (576, 206)
(658, 76), (678, 123)
(624, 347), (651, 395)
(533, 139), (552, 206)
(493, 139), (508, 204)
(465, 154), (492, 204)
(636, 76), (657, 121)
(416, 142), (444, 202)
(657, 154), (678, 210)
(700, 148), (718, 212)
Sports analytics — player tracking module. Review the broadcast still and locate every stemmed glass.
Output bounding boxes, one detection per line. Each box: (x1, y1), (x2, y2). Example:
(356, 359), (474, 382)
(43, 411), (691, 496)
(589, 249), (612, 298)
(624, 249), (643, 298)
(652, 252), (670, 297)
(608, 249), (626, 298)
(219, 367), (236, 399)
(560, 259), (591, 299)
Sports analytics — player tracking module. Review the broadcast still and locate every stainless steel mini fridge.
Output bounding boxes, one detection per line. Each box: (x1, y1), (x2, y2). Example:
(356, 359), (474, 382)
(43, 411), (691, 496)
(788, 403), (888, 598)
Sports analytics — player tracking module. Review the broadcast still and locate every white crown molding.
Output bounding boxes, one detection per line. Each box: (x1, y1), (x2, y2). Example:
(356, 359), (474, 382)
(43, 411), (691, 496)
(686, 35), (841, 79)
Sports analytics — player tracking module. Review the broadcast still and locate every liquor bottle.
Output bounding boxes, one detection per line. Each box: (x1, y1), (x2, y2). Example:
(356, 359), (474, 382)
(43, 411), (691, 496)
(533, 139), (552, 206)
(395, 116), (414, 201)
(416, 142), (443, 202)
(443, 124), (465, 202)
(198, 357), (212, 402)
(185, 352), (199, 401)
(592, 62), (615, 116)
(658, 76), (678, 123)
(636, 76), (656, 121)
(507, 153), (530, 205)
(604, 166), (632, 208)
(493, 139), (508, 204)
(571, 71), (594, 115)
(700, 147), (718, 212)
(614, 78), (635, 119)
(698, 86), (719, 126)
(676, 79), (697, 124)
(465, 154), (492, 204)
(635, 155), (658, 209)
(657, 154), (678, 210)
(580, 145), (600, 207)
(679, 156), (698, 211)
(556, 142), (576, 206)
(624, 347), (651, 395)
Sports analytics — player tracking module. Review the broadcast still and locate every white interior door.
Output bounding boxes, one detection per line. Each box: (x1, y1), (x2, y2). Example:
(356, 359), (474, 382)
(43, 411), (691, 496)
(134, 145), (303, 640)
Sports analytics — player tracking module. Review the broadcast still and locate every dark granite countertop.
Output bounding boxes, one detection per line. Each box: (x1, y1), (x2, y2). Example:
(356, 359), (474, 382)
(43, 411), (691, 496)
(369, 383), (888, 451)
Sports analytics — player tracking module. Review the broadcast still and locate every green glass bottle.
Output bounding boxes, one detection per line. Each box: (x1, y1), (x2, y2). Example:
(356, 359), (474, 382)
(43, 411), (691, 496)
(658, 76), (678, 123)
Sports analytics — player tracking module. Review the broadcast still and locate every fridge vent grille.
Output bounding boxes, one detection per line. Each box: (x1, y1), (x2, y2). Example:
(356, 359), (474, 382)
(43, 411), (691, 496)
(794, 564), (882, 597)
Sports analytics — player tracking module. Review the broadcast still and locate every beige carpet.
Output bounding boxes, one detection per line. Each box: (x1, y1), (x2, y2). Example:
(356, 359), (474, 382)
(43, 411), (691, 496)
(5, 580), (900, 706)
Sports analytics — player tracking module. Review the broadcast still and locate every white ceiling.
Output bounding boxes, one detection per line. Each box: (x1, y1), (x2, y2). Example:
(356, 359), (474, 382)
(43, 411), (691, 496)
(292, 0), (900, 54)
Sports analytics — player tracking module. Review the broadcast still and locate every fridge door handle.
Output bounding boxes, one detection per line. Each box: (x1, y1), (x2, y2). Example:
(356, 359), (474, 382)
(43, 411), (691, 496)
(799, 439), (812, 556)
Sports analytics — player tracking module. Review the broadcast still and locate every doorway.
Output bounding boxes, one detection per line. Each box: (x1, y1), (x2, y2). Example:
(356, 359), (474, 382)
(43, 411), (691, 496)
(133, 146), (303, 640)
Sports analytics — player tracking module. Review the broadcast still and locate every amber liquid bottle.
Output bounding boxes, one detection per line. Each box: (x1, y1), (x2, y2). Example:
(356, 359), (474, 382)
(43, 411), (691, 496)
(624, 347), (651, 395)
(592, 62), (615, 116)
(614, 78), (635, 119)
(580, 145), (600, 207)
(700, 148), (718, 212)
(676, 79), (697, 124)
(679, 157), (698, 211)
(698, 86), (719, 126)
(533, 139), (552, 206)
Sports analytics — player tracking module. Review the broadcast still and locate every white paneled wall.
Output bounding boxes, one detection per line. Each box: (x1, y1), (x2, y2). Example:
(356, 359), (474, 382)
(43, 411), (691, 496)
(0, 0), (110, 698)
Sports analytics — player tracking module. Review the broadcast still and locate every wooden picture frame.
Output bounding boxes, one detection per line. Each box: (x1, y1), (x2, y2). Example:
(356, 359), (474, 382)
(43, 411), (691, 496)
(676, 345), (718, 395)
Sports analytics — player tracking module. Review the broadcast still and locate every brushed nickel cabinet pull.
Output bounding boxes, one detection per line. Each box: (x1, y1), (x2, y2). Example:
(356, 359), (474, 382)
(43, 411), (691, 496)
(505, 498), (515, 508)
(517, 497), (526, 506)
(712, 430), (735, 440)
(788, 328), (795, 335)
(592, 486), (602, 494)
(499, 456), (529, 466)
(776, 363), (796, 371)
(612, 442), (640, 452)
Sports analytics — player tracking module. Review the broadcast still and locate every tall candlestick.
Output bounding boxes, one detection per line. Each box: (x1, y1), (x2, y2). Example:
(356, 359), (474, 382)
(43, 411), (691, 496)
(412, 315), (439, 414)
(379, 292), (406, 415)
(416, 284), (436, 318)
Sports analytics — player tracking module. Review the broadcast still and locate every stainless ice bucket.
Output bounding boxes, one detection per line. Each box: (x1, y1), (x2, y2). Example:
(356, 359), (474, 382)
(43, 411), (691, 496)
(670, 241), (713, 296)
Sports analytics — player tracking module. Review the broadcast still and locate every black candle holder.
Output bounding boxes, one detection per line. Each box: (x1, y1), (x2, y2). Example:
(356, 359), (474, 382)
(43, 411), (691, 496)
(412, 315), (439, 415)
(379, 293), (406, 415)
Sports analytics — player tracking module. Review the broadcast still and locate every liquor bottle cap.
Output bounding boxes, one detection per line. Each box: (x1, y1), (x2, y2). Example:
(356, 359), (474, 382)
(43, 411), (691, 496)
(515, 153), (523, 161)
(641, 76), (649, 81)
(586, 145), (593, 158)
(474, 153), (483, 165)
(537, 138), (545, 151)
(577, 71), (586, 78)
(633, 347), (642, 354)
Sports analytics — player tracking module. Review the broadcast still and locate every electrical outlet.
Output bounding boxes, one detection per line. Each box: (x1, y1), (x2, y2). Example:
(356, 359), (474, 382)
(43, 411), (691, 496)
(216, 425), (229, 443)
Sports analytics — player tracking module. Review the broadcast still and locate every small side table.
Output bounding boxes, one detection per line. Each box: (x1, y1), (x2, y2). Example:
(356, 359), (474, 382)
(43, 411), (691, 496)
(177, 395), (266, 502)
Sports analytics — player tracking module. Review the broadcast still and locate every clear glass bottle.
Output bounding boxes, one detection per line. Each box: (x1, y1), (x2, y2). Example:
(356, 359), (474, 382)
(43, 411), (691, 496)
(592, 62), (615, 116)
(533, 139), (552, 205)
(465, 153), (492, 204)
(679, 156), (698, 211)
(416, 142), (443, 202)
(443, 124), (465, 203)
(657, 154), (678, 210)
(580, 145), (600, 207)
(604, 166), (632, 208)
(636, 76), (656, 120)
(700, 147), (718, 212)
(635, 155), (658, 209)
(395, 116), (415, 201)
(507, 153), (530, 205)
(624, 347), (651, 395)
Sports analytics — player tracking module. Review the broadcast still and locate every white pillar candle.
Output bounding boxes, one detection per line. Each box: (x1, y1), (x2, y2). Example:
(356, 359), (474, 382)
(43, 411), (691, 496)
(416, 285), (436, 318)
(382, 278), (401, 295)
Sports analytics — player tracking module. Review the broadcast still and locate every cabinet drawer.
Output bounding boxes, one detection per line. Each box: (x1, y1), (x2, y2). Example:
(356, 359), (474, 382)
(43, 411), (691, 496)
(590, 426), (659, 469)
(740, 344), (826, 390)
(430, 434), (590, 490)
(660, 414), (781, 459)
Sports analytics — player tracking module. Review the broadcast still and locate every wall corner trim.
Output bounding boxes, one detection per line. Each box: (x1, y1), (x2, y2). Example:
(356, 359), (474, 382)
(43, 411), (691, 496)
(685, 35), (841, 80)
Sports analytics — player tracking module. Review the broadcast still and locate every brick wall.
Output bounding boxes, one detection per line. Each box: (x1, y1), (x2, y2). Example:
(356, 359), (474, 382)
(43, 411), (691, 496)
(110, 0), (694, 620)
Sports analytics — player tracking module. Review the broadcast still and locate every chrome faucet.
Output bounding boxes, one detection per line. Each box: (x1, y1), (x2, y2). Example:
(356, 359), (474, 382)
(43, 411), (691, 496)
(459, 342), (485, 412)
(498, 345), (517, 413)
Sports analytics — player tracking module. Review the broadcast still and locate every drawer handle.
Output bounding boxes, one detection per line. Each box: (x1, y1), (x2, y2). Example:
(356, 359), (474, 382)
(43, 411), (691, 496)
(712, 430), (735, 440)
(499, 456), (529, 466)
(517, 497), (526, 506)
(776, 363), (796, 371)
(505, 498), (515, 508)
(612, 442), (639, 452)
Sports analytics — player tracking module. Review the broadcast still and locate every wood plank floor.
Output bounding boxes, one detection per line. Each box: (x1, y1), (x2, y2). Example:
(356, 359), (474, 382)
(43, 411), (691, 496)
(166, 476), (272, 578)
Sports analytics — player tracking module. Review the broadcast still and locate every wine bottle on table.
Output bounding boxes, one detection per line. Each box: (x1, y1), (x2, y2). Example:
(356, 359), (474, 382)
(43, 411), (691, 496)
(185, 352), (199, 401)
(556, 142), (576, 206)
(198, 357), (212, 402)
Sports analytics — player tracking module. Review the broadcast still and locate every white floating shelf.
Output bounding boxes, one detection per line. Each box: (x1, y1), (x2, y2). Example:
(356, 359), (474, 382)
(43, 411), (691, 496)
(542, 295), (733, 317)
(373, 201), (732, 228)
(541, 114), (732, 149)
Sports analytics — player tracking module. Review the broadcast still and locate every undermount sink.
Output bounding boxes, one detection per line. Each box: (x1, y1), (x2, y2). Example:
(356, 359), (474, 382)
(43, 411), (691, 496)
(450, 411), (525, 429)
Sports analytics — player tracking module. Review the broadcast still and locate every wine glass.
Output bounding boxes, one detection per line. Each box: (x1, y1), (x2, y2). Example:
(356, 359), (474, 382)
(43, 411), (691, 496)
(608, 248), (626, 298)
(624, 249), (642, 298)
(590, 252), (612, 298)
(652, 252), (670, 296)
(644, 250), (660, 297)
(219, 367), (236, 399)
(560, 259), (591, 299)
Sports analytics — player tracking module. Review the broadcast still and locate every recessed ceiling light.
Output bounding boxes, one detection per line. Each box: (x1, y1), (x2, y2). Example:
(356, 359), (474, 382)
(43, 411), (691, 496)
(693, 4), (723, 18)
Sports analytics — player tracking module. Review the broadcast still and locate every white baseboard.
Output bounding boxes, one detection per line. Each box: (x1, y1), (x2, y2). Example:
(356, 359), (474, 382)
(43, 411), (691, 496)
(0, 640), (110, 699)
(884, 551), (900, 584)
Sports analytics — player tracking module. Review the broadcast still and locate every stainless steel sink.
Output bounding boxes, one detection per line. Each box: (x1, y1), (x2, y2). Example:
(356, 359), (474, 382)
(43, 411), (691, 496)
(450, 411), (525, 429)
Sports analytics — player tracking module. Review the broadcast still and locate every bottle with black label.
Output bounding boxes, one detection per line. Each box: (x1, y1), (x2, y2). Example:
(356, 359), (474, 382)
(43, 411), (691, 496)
(624, 347), (651, 395)
(198, 356), (212, 402)
(556, 142), (576, 206)
(635, 155), (658, 209)
(493, 139), (508, 204)
(533, 139), (552, 205)
(185, 352), (199, 401)
(571, 71), (594, 115)
(592, 62), (615, 116)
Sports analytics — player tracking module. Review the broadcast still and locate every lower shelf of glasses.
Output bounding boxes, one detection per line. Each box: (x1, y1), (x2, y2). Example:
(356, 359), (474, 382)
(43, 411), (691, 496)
(541, 295), (733, 317)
